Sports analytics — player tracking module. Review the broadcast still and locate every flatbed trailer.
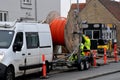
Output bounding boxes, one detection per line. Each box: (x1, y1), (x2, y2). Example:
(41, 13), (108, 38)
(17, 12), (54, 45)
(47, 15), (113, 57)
(51, 45), (93, 71)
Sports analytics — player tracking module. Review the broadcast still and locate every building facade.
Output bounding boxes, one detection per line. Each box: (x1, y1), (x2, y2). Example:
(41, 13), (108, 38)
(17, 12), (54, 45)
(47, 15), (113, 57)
(0, 0), (73, 22)
(0, 0), (81, 21)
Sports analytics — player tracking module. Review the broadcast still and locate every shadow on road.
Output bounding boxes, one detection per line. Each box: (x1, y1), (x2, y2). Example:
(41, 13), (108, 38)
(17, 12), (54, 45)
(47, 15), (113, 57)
(15, 72), (42, 80)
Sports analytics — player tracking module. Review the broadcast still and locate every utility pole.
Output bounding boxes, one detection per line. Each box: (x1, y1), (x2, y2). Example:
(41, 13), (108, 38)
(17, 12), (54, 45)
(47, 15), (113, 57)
(77, 0), (80, 12)
(76, 0), (82, 63)
(35, 0), (37, 21)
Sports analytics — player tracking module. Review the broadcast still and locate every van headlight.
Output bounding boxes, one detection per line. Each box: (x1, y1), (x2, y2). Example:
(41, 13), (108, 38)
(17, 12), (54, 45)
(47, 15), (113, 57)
(0, 52), (4, 61)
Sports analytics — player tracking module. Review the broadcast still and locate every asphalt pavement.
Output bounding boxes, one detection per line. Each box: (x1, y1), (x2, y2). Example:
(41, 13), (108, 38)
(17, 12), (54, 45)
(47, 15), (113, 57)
(46, 56), (120, 80)
(16, 55), (120, 80)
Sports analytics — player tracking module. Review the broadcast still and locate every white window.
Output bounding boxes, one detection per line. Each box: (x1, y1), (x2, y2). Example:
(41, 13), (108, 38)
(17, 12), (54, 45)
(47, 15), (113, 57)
(23, 0), (31, 4)
(0, 11), (8, 21)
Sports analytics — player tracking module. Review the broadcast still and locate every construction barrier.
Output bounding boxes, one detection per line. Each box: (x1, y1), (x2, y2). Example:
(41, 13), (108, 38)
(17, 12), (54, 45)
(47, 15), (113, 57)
(40, 54), (48, 79)
(104, 48), (107, 64)
(93, 50), (97, 67)
(114, 43), (118, 62)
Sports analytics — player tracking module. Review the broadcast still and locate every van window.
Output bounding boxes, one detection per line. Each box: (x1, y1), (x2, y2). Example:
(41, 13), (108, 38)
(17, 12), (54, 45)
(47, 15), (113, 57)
(26, 32), (39, 49)
(39, 33), (51, 48)
(0, 30), (14, 48)
(14, 32), (23, 43)
(14, 32), (23, 48)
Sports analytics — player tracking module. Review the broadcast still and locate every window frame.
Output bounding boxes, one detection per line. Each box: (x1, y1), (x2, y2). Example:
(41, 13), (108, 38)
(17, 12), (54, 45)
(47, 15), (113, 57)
(13, 32), (23, 51)
(93, 30), (100, 39)
(85, 30), (100, 40)
(0, 11), (8, 21)
(22, 0), (31, 5)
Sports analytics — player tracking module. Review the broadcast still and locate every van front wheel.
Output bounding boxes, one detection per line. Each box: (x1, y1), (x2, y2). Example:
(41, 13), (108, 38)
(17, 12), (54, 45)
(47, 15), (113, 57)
(5, 66), (15, 80)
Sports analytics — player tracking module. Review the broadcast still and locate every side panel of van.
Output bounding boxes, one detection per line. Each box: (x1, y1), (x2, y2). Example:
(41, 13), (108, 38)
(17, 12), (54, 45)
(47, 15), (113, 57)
(17, 23), (53, 74)
(39, 32), (53, 63)
(38, 24), (53, 64)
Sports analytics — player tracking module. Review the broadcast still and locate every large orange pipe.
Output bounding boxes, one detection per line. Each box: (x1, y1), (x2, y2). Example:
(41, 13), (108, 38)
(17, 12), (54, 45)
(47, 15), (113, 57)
(50, 17), (66, 45)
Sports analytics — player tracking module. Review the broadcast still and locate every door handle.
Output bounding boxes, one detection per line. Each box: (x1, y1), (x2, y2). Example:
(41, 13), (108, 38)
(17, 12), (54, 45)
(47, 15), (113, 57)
(28, 53), (31, 55)
(22, 53), (25, 56)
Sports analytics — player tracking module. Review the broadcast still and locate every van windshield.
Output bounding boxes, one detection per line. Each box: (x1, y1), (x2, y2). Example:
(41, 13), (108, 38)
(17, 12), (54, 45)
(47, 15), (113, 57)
(0, 30), (14, 48)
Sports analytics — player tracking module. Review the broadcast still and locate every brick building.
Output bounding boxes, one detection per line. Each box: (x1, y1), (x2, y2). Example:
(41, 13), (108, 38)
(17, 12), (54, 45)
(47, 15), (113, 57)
(67, 0), (120, 45)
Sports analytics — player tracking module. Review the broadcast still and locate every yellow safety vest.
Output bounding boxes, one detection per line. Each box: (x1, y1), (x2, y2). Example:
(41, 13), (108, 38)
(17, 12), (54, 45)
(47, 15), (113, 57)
(83, 35), (91, 50)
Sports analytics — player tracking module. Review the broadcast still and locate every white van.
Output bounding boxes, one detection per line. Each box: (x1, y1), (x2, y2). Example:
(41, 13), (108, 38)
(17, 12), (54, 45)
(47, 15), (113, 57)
(0, 22), (53, 80)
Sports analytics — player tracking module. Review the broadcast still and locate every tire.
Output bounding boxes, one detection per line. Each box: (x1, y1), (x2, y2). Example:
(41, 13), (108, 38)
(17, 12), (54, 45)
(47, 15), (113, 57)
(84, 60), (90, 70)
(77, 61), (84, 71)
(4, 66), (15, 80)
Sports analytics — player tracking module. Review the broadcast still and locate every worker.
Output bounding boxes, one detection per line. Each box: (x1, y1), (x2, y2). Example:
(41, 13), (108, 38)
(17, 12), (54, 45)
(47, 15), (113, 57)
(82, 35), (91, 50)
(81, 35), (91, 56)
(68, 35), (91, 62)
(82, 34), (94, 66)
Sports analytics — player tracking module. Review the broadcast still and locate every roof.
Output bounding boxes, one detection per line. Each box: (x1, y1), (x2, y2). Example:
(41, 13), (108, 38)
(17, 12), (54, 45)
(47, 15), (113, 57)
(70, 3), (86, 11)
(70, 0), (120, 21)
(99, 0), (120, 21)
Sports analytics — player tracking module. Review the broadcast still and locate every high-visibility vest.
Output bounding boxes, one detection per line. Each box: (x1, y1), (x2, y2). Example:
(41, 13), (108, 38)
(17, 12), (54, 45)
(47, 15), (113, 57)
(81, 51), (85, 56)
(80, 43), (85, 56)
(82, 35), (91, 50)
(80, 43), (84, 51)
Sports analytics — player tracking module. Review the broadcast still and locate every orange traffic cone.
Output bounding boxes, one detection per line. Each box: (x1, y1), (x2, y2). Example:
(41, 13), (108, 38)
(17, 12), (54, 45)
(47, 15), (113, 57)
(104, 48), (107, 64)
(114, 44), (118, 62)
(93, 50), (97, 67)
(40, 54), (49, 79)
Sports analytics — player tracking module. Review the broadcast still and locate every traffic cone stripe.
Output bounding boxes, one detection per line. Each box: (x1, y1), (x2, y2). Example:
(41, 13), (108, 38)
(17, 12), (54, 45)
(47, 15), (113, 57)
(93, 50), (97, 67)
(104, 48), (107, 64)
(41, 54), (47, 78)
(114, 44), (118, 62)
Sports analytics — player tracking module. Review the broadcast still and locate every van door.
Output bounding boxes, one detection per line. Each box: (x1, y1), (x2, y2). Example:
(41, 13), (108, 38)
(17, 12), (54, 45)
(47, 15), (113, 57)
(25, 32), (40, 74)
(13, 32), (25, 75)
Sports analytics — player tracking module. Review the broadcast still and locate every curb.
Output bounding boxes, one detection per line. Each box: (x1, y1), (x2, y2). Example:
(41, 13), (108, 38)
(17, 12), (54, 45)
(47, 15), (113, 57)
(79, 69), (120, 80)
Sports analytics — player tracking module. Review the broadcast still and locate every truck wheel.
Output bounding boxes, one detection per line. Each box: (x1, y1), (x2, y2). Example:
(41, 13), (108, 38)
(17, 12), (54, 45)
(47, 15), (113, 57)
(84, 60), (90, 70)
(77, 61), (84, 71)
(5, 66), (15, 80)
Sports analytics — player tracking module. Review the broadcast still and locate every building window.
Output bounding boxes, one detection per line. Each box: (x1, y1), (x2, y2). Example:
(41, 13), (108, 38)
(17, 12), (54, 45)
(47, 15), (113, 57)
(93, 30), (99, 39)
(0, 11), (8, 21)
(85, 30), (92, 39)
(23, 0), (31, 4)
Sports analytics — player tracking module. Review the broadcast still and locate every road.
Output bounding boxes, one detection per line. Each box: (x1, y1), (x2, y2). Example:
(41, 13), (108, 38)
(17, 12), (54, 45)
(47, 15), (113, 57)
(15, 62), (120, 80)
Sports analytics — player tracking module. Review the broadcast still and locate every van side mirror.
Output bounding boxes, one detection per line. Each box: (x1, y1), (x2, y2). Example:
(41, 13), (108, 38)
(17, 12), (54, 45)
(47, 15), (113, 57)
(13, 42), (22, 52)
